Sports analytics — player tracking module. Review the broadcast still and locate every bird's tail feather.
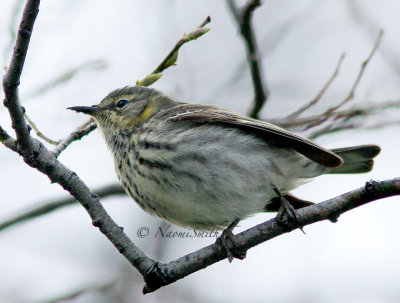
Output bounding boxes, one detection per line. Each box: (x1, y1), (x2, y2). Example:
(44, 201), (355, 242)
(328, 145), (381, 174)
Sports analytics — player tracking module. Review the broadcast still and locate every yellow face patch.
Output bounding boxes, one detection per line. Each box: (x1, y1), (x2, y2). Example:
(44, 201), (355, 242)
(116, 99), (157, 128)
(138, 102), (157, 122)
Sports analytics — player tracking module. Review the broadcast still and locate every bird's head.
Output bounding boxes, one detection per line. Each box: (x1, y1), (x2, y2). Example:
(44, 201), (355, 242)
(68, 86), (174, 132)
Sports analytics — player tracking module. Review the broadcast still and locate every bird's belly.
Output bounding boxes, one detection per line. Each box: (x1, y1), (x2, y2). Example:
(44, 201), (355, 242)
(113, 125), (309, 230)
(117, 159), (300, 230)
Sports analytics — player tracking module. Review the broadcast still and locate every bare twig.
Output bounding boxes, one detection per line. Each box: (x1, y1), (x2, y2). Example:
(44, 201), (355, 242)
(273, 99), (400, 131)
(53, 118), (96, 157)
(226, 0), (268, 119)
(24, 113), (60, 145)
(305, 30), (383, 130)
(286, 53), (346, 120)
(0, 183), (125, 232)
(308, 116), (400, 140)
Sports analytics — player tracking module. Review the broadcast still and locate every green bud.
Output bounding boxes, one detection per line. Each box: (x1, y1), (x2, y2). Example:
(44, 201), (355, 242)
(164, 50), (179, 68)
(136, 73), (162, 87)
(183, 28), (210, 42)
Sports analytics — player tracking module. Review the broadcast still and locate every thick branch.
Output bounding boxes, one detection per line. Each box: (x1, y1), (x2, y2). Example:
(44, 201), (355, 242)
(0, 125), (18, 151)
(2, 0), (156, 282)
(227, 0), (268, 119)
(142, 178), (400, 293)
(2, 0), (40, 151)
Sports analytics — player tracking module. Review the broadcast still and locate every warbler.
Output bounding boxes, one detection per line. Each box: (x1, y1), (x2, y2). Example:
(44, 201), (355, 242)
(69, 86), (380, 231)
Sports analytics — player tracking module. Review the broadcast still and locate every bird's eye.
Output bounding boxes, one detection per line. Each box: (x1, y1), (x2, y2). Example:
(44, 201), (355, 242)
(116, 99), (129, 108)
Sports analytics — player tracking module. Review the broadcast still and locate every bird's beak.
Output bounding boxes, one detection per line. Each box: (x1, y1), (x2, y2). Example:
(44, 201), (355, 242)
(67, 105), (102, 115)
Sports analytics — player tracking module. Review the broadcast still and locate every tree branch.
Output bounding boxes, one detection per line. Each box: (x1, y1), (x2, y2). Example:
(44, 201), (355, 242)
(24, 112), (60, 145)
(227, 0), (268, 119)
(2, 0), (399, 297)
(141, 178), (400, 293)
(2, 0), (39, 152)
(2, 0), (157, 283)
(53, 118), (97, 157)
(273, 99), (400, 131)
(0, 125), (17, 151)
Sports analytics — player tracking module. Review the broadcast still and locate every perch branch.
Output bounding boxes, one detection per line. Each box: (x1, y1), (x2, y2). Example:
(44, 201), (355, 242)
(141, 178), (400, 293)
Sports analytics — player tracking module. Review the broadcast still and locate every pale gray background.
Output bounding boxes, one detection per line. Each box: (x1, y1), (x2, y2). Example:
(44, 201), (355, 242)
(0, 1), (399, 302)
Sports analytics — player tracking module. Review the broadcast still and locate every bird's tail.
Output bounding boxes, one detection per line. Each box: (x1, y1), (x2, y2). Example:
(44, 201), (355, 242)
(328, 145), (381, 174)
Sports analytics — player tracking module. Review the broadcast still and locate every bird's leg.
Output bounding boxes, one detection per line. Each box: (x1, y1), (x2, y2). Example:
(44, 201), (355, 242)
(216, 218), (246, 262)
(271, 184), (305, 234)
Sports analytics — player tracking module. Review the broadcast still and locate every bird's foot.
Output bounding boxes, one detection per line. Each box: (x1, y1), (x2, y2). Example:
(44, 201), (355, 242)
(216, 219), (246, 262)
(272, 185), (305, 234)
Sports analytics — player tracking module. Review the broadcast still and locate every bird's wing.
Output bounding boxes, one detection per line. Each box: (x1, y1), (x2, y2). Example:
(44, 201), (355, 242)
(164, 104), (343, 168)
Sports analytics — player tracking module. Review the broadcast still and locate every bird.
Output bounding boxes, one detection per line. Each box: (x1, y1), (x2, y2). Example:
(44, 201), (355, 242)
(68, 85), (380, 235)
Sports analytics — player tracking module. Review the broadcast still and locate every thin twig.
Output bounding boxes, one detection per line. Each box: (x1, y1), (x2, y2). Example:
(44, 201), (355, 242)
(0, 183), (125, 232)
(24, 113), (60, 145)
(226, 0), (268, 119)
(308, 116), (400, 140)
(151, 16), (211, 75)
(286, 53), (346, 119)
(305, 30), (383, 130)
(326, 30), (383, 114)
(53, 118), (96, 157)
(273, 99), (400, 130)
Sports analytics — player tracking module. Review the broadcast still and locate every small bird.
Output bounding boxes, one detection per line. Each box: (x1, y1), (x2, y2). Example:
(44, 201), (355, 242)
(69, 86), (380, 232)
